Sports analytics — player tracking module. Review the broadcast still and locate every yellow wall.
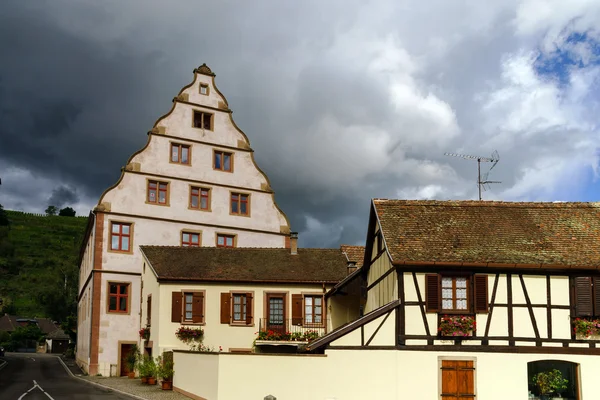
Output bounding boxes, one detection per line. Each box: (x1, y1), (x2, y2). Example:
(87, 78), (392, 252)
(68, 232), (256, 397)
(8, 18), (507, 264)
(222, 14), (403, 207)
(174, 349), (600, 400)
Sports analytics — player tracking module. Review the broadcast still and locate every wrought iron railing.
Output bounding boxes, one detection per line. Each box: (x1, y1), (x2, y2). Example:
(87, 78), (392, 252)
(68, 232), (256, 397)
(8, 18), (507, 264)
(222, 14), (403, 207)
(256, 319), (328, 342)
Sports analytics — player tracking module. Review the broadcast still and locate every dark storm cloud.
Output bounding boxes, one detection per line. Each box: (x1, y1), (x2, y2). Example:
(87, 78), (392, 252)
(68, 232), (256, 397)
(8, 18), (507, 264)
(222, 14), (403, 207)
(47, 186), (79, 208)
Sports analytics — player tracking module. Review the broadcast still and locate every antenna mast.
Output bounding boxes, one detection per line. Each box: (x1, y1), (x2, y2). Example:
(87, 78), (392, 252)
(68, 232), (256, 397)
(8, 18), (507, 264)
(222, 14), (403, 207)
(444, 151), (501, 200)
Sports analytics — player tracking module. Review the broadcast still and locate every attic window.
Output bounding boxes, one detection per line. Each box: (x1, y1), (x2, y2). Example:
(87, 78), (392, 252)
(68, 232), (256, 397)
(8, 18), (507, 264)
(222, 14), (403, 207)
(200, 84), (209, 95)
(193, 110), (212, 130)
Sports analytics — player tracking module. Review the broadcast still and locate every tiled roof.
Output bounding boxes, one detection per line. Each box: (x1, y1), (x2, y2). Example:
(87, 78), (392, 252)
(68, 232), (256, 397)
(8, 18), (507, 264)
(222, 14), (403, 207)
(140, 246), (348, 283)
(47, 328), (70, 340)
(0, 314), (59, 334)
(374, 199), (600, 267)
(340, 245), (365, 267)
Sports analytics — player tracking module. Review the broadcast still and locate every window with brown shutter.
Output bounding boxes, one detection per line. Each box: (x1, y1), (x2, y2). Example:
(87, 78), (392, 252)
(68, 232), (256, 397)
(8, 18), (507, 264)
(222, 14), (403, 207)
(171, 292), (182, 322)
(425, 274), (440, 312)
(474, 275), (488, 313)
(220, 292), (231, 324)
(575, 276), (596, 316)
(147, 295), (152, 326)
(191, 292), (204, 323)
(222, 292), (254, 325)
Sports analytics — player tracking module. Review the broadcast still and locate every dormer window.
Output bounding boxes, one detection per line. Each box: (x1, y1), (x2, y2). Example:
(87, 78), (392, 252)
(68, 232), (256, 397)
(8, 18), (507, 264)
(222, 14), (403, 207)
(193, 110), (212, 130)
(200, 84), (209, 95)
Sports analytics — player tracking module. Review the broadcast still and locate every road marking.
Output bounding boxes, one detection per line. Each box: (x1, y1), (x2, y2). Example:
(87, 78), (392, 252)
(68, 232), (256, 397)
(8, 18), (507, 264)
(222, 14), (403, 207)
(0, 360), (7, 371)
(28, 357), (35, 361)
(17, 380), (55, 400)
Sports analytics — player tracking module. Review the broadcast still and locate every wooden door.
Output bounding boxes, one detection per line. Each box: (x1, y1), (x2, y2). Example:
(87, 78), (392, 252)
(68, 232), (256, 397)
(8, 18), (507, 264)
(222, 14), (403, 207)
(266, 294), (286, 333)
(120, 343), (134, 376)
(441, 360), (475, 400)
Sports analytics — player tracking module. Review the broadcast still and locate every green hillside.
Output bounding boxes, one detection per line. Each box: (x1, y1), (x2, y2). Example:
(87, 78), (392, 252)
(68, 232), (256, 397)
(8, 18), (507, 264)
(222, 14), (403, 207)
(0, 207), (88, 322)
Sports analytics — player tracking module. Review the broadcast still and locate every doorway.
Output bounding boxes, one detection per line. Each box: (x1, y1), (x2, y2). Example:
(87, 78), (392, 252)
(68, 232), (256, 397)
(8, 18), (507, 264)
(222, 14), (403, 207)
(119, 343), (135, 376)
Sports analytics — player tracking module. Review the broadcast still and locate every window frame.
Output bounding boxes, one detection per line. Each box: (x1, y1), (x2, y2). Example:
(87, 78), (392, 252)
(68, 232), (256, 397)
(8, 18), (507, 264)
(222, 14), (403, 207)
(213, 150), (233, 173)
(146, 179), (170, 206)
(181, 290), (206, 325)
(216, 233), (236, 248)
(170, 142), (191, 165)
(230, 192), (251, 217)
(230, 291), (254, 326)
(107, 282), (131, 314)
(265, 292), (287, 332)
(146, 294), (152, 327)
(303, 294), (325, 327)
(199, 84), (209, 96)
(440, 275), (471, 314)
(189, 186), (211, 211)
(192, 110), (213, 131)
(108, 221), (134, 254)
(181, 230), (201, 247)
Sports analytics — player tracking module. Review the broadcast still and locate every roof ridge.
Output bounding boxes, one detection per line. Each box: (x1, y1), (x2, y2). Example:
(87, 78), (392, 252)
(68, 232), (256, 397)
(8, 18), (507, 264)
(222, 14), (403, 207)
(140, 245), (342, 251)
(373, 199), (600, 208)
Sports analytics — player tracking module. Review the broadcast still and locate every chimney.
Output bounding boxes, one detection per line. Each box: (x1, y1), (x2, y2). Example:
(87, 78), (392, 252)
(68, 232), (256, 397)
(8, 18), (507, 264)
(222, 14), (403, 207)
(290, 232), (298, 255)
(347, 262), (357, 275)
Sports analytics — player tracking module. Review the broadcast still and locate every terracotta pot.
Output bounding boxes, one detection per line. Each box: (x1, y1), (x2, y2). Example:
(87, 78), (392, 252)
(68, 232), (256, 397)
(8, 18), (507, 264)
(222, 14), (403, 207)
(141, 377), (148, 384)
(127, 372), (135, 379)
(161, 380), (173, 391)
(148, 377), (157, 385)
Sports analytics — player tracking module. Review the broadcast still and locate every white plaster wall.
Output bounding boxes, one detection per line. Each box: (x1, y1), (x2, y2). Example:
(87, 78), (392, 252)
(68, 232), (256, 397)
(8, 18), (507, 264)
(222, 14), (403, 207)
(78, 231), (94, 292)
(76, 285), (92, 371)
(552, 276), (570, 305)
(363, 312), (396, 346)
(181, 73), (226, 110)
(513, 308), (536, 337)
(330, 328), (362, 346)
(102, 173), (283, 233)
(97, 273), (142, 376)
(174, 349), (600, 400)
(487, 307), (509, 336)
(552, 309), (572, 339)
(141, 261), (160, 347)
(494, 274), (508, 303)
(365, 255), (396, 313)
(146, 281), (331, 354)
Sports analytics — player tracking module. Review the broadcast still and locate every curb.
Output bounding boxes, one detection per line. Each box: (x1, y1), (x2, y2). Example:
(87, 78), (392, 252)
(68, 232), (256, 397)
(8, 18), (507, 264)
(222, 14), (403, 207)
(55, 356), (147, 400)
(0, 359), (7, 372)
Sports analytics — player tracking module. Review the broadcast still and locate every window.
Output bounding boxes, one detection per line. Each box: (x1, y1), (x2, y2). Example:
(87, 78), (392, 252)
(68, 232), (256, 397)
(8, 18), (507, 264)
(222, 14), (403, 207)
(425, 274), (488, 313)
(199, 84), (209, 95)
(528, 360), (579, 399)
(230, 193), (249, 216)
(217, 234), (235, 248)
(220, 292), (254, 325)
(266, 293), (286, 332)
(108, 282), (129, 313)
(147, 295), (152, 326)
(110, 222), (132, 252)
(190, 187), (210, 210)
(304, 295), (323, 325)
(171, 291), (204, 324)
(441, 360), (475, 399)
(181, 231), (200, 247)
(213, 150), (233, 172)
(193, 110), (212, 130)
(147, 180), (169, 205)
(574, 276), (600, 316)
(170, 143), (190, 164)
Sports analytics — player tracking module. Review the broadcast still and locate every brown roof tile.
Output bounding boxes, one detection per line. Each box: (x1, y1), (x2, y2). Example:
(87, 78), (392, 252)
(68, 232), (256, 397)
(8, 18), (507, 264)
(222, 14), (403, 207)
(374, 199), (600, 267)
(340, 245), (365, 267)
(140, 246), (348, 283)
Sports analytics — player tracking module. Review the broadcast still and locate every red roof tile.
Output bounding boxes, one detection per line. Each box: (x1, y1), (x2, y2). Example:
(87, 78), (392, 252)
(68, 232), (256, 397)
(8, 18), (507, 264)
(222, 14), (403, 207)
(340, 245), (365, 267)
(374, 199), (600, 267)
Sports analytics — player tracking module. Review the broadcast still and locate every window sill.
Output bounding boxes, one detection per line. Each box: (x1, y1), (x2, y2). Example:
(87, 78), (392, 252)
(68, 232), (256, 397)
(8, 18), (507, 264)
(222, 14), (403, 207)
(181, 321), (205, 326)
(145, 201), (170, 207)
(229, 323), (255, 327)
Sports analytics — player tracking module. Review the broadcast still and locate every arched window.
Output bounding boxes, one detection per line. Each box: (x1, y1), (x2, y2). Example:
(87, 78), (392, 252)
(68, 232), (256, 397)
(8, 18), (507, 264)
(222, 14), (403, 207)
(527, 360), (578, 399)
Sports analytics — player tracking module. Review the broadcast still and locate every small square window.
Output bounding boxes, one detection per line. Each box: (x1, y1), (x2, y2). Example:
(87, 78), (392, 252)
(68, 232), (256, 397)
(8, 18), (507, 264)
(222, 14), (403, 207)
(217, 234), (235, 248)
(230, 193), (250, 216)
(171, 143), (190, 164)
(193, 110), (212, 130)
(200, 84), (209, 95)
(190, 187), (210, 210)
(147, 180), (169, 205)
(182, 231), (200, 247)
(214, 150), (233, 172)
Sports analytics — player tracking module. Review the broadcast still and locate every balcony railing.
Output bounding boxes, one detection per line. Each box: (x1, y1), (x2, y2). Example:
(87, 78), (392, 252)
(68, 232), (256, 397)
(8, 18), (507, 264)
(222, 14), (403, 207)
(256, 318), (328, 343)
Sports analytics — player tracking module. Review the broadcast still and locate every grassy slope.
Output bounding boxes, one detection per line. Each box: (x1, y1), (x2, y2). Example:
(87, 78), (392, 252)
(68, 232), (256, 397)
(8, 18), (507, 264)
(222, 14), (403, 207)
(0, 210), (88, 318)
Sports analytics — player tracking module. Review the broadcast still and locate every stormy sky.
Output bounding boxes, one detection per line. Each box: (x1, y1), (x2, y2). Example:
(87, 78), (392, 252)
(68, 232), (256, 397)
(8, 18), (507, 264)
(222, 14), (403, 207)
(1, 0), (600, 247)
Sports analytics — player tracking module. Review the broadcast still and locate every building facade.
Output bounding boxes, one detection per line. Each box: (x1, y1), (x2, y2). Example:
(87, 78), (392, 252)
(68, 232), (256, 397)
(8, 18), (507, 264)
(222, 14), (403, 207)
(76, 64), (291, 376)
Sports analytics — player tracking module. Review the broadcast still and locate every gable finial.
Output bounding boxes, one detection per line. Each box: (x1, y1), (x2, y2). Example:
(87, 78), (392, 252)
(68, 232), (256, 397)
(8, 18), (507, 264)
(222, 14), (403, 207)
(194, 63), (215, 76)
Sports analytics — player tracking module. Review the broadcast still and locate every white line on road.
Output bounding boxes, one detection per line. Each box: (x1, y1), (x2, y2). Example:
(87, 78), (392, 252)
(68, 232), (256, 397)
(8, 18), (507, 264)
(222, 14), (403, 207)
(17, 380), (55, 400)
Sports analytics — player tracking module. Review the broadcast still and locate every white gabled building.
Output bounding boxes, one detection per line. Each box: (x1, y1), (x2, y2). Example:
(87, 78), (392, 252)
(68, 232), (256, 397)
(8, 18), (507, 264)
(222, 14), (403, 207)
(76, 64), (291, 376)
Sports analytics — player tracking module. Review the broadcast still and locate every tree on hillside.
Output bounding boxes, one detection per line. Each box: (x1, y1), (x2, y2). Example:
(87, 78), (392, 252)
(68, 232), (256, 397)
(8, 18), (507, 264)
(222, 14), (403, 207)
(0, 204), (9, 226)
(59, 207), (76, 217)
(45, 205), (58, 216)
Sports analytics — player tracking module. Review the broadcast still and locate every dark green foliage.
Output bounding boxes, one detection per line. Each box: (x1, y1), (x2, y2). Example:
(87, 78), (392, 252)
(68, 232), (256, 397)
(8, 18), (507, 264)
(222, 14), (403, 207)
(0, 208), (88, 326)
(0, 205), (9, 226)
(59, 207), (76, 217)
(45, 205), (58, 216)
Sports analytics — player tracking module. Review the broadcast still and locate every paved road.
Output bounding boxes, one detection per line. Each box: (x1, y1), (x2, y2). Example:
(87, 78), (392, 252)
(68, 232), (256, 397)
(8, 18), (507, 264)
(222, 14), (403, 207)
(0, 353), (132, 400)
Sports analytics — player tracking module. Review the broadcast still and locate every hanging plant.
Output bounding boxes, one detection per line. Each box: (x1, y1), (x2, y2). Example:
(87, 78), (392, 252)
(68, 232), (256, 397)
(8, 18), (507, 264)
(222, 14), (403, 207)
(139, 327), (150, 340)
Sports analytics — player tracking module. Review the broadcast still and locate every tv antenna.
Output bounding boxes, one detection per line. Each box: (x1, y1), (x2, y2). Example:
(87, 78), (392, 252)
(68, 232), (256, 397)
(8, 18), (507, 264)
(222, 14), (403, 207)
(444, 150), (501, 201)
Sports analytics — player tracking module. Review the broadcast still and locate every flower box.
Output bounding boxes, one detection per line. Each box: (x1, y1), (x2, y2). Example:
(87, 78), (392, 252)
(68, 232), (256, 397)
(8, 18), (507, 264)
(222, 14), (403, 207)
(255, 329), (321, 342)
(175, 326), (204, 343)
(438, 315), (476, 337)
(572, 318), (600, 339)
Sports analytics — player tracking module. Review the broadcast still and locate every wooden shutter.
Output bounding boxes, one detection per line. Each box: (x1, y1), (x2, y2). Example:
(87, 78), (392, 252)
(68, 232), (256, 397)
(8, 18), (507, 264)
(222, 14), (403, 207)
(441, 360), (475, 399)
(220, 292), (231, 324)
(575, 277), (593, 316)
(171, 292), (182, 323)
(474, 275), (488, 313)
(593, 277), (600, 317)
(192, 292), (204, 323)
(425, 274), (440, 312)
(291, 294), (303, 326)
(246, 293), (253, 325)
(147, 295), (152, 326)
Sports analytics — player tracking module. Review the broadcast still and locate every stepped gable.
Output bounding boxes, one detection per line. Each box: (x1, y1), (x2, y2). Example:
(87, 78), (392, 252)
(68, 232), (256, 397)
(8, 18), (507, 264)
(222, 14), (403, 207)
(374, 199), (600, 267)
(141, 246), (348, 283)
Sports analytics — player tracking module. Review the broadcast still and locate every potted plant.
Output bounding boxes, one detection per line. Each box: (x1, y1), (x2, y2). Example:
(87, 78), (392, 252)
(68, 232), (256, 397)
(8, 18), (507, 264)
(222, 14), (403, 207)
(138, 354), (155, 384)
(157, 352), (174, 391)
(147, 357), (158, 385)
(125, 345), (139, 379)
(532, 369), (568, 400)
(139, 327), (150, 341)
